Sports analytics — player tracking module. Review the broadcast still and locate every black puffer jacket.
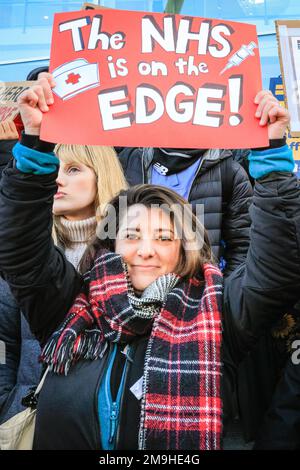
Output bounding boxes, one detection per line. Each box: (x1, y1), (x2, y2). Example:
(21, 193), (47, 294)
(118, 147), (253, 274)
(0, 138), (300, 450)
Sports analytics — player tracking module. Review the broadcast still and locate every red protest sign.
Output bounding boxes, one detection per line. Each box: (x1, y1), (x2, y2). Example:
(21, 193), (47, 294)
(41, 9), (268, 148)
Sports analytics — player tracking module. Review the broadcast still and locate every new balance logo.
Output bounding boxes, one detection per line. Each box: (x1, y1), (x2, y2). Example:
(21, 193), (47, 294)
(153, 162), (169, 175)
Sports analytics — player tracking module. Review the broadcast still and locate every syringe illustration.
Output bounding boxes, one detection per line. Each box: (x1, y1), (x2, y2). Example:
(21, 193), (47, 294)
(220, 41), (257, 75)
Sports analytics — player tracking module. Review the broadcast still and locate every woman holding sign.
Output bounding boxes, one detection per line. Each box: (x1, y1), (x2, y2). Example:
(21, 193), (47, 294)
(0, 76), (299, 450)
(0, 127), (127, 425)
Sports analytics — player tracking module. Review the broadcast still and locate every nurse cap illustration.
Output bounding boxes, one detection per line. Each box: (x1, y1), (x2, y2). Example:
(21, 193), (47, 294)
(52, 59), (100, 100)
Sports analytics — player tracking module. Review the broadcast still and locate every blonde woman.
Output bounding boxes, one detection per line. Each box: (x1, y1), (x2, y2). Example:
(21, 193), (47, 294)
(52, 144), (127, 269)
(0, 141), (127, 424)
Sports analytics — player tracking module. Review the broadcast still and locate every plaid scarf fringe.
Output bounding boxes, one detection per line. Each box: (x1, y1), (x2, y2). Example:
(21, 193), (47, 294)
(41, 327), (106, 375)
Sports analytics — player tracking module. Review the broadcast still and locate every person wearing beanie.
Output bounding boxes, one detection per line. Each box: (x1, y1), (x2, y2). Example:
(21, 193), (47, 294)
(26, 66), (49, 81)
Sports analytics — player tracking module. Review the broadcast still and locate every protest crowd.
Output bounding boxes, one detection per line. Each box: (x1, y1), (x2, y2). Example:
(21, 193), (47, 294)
(0, 8), (300, 453)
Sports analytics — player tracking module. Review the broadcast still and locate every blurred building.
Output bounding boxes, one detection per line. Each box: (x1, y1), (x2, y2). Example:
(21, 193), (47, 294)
(0, 0), (299, 87)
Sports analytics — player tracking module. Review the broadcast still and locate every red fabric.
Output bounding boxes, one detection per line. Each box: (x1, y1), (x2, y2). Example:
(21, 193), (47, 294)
(13, 113), (24, 140)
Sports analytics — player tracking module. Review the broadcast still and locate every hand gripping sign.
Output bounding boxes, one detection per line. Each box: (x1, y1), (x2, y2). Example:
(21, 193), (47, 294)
(41, 8), (268, 148)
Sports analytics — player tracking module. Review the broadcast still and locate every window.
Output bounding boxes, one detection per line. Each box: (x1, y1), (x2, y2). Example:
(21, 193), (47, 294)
(1, 0), (299, 87)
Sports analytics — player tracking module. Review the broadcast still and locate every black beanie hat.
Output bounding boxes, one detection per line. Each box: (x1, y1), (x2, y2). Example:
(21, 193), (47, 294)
(26, 66), (49, 81)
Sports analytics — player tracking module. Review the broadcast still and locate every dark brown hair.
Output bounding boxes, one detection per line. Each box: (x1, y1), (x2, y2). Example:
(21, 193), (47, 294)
(80, 184), (213, 278)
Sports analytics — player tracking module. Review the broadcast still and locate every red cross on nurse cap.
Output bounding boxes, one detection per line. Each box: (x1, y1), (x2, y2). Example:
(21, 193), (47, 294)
(52, 59), (100, 101)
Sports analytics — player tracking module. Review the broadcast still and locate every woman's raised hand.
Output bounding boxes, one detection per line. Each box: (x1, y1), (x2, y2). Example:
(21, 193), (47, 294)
(254, 90), (290, 140)
(17, 73), (56, 136)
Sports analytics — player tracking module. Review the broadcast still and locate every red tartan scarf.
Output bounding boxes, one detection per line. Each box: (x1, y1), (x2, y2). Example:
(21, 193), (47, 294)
(41, 250), (223, 450)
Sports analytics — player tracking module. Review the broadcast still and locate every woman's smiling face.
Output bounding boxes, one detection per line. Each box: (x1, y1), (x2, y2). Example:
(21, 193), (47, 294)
(115, 204), (181, 292)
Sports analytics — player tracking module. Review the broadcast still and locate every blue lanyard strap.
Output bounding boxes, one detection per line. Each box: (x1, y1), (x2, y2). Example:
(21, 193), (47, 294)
(99, 343), (132, 449)
(108, 345), (131, 445)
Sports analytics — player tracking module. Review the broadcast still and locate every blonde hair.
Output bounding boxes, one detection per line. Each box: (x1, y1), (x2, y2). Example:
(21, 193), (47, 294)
(52, 144), (128, 248)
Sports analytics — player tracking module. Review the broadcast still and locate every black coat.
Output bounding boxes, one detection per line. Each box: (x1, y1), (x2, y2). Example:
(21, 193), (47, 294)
(0, 139), (17, 178)
(0, 138), (42, 424)
(118, 147), (253, 274)
(0, 143), (300, 449)
(0, 280), (41, 424)
(254, 353), (300, 449)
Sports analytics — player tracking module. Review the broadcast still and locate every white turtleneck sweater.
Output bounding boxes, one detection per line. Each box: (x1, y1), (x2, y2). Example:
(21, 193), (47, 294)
(60, 216), (97, 270)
